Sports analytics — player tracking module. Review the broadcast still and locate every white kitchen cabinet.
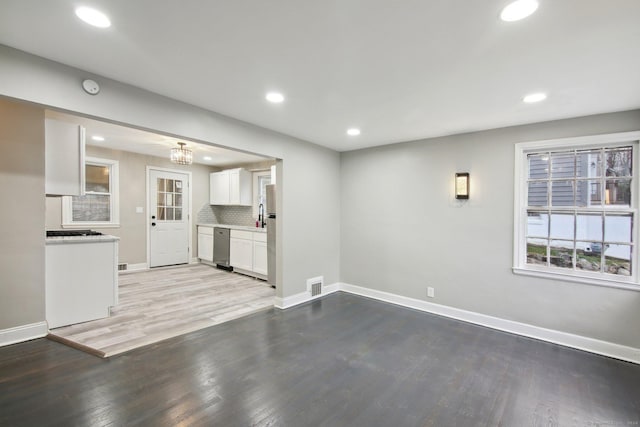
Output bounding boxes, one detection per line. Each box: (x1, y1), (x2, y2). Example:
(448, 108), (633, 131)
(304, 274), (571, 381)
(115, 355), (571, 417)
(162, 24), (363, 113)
(197, 226), (214, 263)
(45, 118), (86, 196)
(230, 229), (254, 271)
(253, 239), (268, 276)
(230, 229), (267, 278)
(210, 168), (252, 205)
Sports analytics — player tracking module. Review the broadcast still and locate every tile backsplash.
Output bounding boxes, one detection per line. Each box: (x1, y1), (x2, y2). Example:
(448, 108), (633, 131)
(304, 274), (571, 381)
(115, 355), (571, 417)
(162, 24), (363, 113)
(197, 204), (255, 227)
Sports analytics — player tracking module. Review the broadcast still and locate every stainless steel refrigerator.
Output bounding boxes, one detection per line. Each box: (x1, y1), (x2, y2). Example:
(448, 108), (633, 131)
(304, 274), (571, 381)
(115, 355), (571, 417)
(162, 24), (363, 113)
(265, 184), (276, 287)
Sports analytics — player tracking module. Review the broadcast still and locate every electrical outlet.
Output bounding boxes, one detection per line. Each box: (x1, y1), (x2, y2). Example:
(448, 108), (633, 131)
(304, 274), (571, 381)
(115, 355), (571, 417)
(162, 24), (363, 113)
(427, 287), (435, 298)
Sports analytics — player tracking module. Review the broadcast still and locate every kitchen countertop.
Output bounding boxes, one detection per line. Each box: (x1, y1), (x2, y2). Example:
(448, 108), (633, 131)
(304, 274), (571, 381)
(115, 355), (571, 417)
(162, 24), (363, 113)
(197, 223), (267, 233)
(45, 235), (121, 244)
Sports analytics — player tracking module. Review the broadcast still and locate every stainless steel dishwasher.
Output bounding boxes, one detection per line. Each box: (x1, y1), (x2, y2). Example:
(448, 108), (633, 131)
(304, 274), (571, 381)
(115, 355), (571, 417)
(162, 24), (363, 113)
(213, 227), (232, 271)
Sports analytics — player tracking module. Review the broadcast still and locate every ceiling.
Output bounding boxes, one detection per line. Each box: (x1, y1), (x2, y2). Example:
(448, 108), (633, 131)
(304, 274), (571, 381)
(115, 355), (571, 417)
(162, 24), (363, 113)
(1, 1), (639, 152)
(46, 111), (270, 167)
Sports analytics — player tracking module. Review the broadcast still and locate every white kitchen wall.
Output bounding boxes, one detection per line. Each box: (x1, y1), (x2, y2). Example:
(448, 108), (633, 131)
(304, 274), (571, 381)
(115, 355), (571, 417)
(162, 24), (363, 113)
(340, 109), (640, 349)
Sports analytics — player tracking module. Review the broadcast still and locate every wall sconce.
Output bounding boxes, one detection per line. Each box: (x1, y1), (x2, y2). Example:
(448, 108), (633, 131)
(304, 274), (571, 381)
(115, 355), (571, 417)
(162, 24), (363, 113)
(455, 173), (470, 199)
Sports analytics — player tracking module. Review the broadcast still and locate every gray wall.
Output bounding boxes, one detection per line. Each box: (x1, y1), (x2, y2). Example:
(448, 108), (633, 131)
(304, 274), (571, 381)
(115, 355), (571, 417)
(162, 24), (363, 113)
(46, 145), (216, 265)
(0, 98), (45, 330)
(0, 45), (341, 313)
(341, 110), (640, 348)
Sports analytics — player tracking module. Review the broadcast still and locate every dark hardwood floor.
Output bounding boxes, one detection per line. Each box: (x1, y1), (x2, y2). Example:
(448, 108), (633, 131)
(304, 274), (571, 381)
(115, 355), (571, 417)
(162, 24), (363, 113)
(1, 292), (639, 426)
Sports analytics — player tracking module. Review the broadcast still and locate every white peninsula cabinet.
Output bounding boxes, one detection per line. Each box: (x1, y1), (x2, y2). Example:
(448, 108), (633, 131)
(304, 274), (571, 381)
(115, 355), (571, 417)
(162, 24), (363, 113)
(230, 229), (267, 279)
(45, 118), (85, 196)
(210, 168), (252, 206)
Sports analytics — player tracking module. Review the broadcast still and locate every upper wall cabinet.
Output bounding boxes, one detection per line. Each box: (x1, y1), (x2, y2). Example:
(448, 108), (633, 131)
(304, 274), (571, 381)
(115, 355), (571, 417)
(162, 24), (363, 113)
(210, 168), (252, 206)
(45, 119), (85, 196)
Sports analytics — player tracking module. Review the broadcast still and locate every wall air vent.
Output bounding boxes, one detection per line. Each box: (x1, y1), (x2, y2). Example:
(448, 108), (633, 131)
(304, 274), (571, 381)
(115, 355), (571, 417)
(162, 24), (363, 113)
(118, 263), (128, 271)
(307, 276), (324, 297)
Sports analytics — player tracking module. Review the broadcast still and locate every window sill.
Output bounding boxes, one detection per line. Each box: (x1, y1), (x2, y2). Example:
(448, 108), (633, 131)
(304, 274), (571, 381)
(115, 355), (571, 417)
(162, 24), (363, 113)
(512, 266), (640, 291)
(62, 223), (120, 229)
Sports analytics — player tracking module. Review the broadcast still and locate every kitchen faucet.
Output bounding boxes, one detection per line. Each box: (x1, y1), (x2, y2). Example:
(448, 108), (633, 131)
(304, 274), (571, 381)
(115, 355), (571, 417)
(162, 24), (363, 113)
(258, 203), (266, 228)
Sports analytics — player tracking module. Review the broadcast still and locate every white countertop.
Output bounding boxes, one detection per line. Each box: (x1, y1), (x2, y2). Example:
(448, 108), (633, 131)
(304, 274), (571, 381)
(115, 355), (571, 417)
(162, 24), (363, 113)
(45, 235), (121, 244)
(197, 223), (267, 233)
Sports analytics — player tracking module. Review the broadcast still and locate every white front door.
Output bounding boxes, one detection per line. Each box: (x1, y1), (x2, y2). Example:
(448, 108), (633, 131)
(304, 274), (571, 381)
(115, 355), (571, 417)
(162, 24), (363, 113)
(149, 169), (190, 268)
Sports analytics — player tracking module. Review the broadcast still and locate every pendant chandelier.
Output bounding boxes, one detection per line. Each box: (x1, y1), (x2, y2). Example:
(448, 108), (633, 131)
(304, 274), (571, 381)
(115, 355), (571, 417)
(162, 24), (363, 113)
(170, 142), (193, 165)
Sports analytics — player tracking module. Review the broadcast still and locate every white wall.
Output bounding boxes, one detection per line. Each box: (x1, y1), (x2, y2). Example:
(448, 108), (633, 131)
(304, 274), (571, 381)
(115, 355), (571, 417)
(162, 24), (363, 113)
(0, 45), (341, 314)
(341, 110), (640, 349)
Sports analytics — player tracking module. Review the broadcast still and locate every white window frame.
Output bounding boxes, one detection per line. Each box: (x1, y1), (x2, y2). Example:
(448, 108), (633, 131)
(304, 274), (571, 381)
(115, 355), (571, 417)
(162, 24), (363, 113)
(513, 131), (640, 291)
(62, 157), (120, 228)
(252, 170), (272, 220)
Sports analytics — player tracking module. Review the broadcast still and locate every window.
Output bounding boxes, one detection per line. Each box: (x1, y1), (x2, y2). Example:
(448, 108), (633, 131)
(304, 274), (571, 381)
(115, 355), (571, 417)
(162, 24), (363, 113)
(253, 170), (272, 220)
(513, 132), (640, 289)
(62, 157), (120, 227)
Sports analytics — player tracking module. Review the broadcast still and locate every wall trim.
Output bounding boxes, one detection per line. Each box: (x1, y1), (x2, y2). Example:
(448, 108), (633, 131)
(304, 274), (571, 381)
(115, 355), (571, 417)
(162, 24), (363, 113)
(274, 282), (340, 309)
(339, 283), (640, 365)
(118, 262), (147, 274)
(0, 322), (48, 347)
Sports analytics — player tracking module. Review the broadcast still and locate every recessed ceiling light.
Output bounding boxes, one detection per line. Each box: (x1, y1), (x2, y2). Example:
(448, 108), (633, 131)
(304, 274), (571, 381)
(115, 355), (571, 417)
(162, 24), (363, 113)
(203, 156), (212, 161)
(265, 92), (284, 103)
(347, 128), (361, 136)
(500, 0), (539, 22)
(523, 92), (547, 103)
(75, 7), (111, 28)
(91, 135), (105, 141)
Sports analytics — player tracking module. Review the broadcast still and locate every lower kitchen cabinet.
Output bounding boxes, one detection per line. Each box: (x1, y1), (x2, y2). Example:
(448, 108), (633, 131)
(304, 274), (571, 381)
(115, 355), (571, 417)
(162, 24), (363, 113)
(230, 229), (267, 278)
(197, 226), (214, 263)
(253, 235), (268, 276)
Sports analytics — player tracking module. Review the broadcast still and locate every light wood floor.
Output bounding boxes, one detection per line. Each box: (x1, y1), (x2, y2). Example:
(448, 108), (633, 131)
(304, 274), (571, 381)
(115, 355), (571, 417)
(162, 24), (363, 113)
(48, 263), (275, 357)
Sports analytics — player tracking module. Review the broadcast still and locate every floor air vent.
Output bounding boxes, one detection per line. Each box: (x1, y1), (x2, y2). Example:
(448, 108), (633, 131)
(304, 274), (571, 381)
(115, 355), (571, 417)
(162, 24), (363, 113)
(307, 276), (324, 297)
(118, 263), (128, 271)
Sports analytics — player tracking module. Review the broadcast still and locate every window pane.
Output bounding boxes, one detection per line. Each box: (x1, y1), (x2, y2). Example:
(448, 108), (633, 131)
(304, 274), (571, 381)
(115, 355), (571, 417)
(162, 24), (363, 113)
(576, 213), (602, 241)
(175, 194), (182, 208)
(551, 181), (574, 206)
(527, 238), (547, 266)
(175, 180), (183, 193)
(166, 207), (174, 221)
(72, 194), (110, 222)
(550, 212), (574, 240)
(85, 164), (110, 192)
(527, 181), (548, 206)
(605, 213), (633, 243)
(575, 245), (601, 272)
(605, 179), (631, 206)
(175, 208), (182, 221)
(549, 240), (574, 269)
(157, 178), (165, 192)
(166, 193), (173, 207)
(166, 179), (174, 192)
(605, 244), (631, 275)
(576, 150), (601, 178)
(605, 147), (632, 177)
(575, 180), (590, 207)
(528, 154), (549, 179)
(527, 211), (548, 238)
(551, 152), (575, 179)
(157, 207), (165, 220)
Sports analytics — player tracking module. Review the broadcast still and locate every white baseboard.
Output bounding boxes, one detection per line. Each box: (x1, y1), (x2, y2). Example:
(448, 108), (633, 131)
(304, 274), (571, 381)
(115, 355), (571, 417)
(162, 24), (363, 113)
(118, 262), (147, 274)
(339, 282), (640, 365)
(274, 282), (340, 309)
(0, 321), (48, 347)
